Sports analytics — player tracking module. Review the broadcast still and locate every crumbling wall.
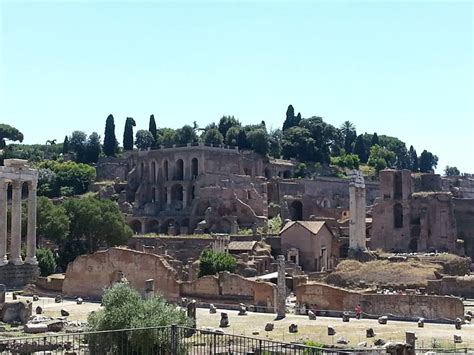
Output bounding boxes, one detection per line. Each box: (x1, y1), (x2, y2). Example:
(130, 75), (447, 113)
(180, 276), (220, 299)
(295, 282), (463, 320)
(427, 275), (474, 298)
(62, 248), (180, 300)
(454, 198), (474, 260)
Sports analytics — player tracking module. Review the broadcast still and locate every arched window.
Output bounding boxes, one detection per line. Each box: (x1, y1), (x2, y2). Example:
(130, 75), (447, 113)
(290, 201), (303, 221)
(164, 160), (169, 181)
(176, 159), (184, 180)
(191, 158), (198, 178)
(140, 162), (144, 178)
(150, 161), (156, 183)
(394, 203), (403, 228)
(394, 172), (403, 199)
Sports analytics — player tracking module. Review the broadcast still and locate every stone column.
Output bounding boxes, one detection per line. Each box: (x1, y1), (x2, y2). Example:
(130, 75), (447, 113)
(349, 170), (366, 251)
(276, 255), (286, 319)
(167, 188), (171, 207)
(10, 180), (23, 265)
(0, 181), (8, 266)
(25, 180), (38, 265)
(183, 187), (188, 208)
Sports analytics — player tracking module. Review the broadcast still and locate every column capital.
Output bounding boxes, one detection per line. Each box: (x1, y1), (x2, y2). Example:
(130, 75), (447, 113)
(28, 179), (38, 191)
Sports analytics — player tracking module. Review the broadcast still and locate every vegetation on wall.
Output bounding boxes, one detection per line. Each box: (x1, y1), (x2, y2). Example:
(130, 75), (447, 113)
(198, 249), (237, 277)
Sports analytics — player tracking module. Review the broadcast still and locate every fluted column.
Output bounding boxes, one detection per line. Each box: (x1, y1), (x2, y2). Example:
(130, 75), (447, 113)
(10, 180), (23, 265)
(25, 180), (38, 265)
(0, 180), (8, 266)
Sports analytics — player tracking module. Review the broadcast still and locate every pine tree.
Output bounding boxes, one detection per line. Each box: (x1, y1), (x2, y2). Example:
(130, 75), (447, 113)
(62, 136), (69, 154)
(353, 134), (368, 163)
(409, 145), (418, 172)
(148, 114), (157, 146)
(282, 105), (296, 131)
(371, 132), (379, 147)
(103, 114), (118, 156)
(123, 117), (136, 151)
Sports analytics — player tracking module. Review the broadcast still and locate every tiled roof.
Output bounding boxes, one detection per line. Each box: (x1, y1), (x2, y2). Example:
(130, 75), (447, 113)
(279, 221), (326, 235)
(227, 241), (257, 251)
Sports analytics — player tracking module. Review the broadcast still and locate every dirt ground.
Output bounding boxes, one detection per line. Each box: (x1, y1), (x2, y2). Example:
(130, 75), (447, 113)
(5, 293), (474, 350)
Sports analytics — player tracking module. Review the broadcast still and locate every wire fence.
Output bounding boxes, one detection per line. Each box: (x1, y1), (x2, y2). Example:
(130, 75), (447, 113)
(0, 325), (388, 354)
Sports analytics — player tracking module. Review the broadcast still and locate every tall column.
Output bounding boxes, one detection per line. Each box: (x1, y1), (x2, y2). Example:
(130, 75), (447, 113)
(0, 181), (8, 266)
(10, 180), (23, 265)
(276, 255), (286, 319)
(349, 170), (367, 251)
(25, 180), (38, 265)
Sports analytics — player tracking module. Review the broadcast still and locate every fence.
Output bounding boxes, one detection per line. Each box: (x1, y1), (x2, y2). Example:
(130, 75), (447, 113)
(0, 325), (387, 354)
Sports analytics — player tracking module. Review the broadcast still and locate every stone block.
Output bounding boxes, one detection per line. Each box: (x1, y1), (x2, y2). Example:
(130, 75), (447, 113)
(308, 310), (316, 320)
(47, 320), (64, 332)
(264, 323), (274, 331)
(342, 312), (350, 322)
(366, 328), (375, 338)
(327, 326), (335, 336)
(219, 312), (229, 328)
(76, 298), (83, 305)
(209, 304), (217, 314)
(24, 323), (48, 333)
(378, 316), (388, 325)
(1, 301), (32, 324)
(454, 334), (462, 343)
(289, 323), (298, 333)
(417, 318), (424, 328)
(61, 309), (70, 317)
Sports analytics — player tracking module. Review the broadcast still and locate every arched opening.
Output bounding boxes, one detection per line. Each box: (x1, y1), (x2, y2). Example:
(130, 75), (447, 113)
(164, 160), (169, 181)
(247, 190), (251, 200)
(283, 170), (291, 179)
(191, 158), (198, 178)
(151, 187), (156, 203)
(171, 184), (183, 209)
(191, 186), (195, 200)
(150, 161), (156, 183)
(394, 172), (402, 199)
(146, 220), (160, 234)
(176, 159), (184, 180)
(321, 199), (331, 208)
(244, 168), (252, 176)
(394, 203), (403, 228)
(130, 220), (142, 234)
(290, 201), (303, 221)
(339, 243), (349, 258)
(409, 238), (418, 252)
(264, 168), (271, 179)
(140, 162), (144, 178)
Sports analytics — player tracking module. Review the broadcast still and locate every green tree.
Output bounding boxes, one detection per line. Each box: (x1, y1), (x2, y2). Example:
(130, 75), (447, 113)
(281, 126), (315, 162)
(123, 117), (136, 151)
(371, 132), (379, 146)
(225, 126), (241, 146)
(218, 115), (240, 137)
(69, 131), (87, 162)
(202, 128), (224, 145)
(87, 283), (190, 353)
(198, 250), (237, 277)
(157, 128), (177, 146)
(340, 121), (357, 154)
(282, 104), (296, 131)
(353, 134), (368, 163)
(148, 114), (157, 144)
(268, 129), (282, 158)
(85, 132), (101, 163)
(294, 163), (307, 178)
(367, 144), (396, 172)
(0, 124), (24, 148)
(135, 130), (154, 150)
(62, 136), (69, 155)
(175, 125), (198, 145)
(409, 145), (419, 172)
(103, 114), (118, 157)
(330, 153), (360, 170)
(37, 196), (70, 245)
(247, 128), (269, 155)
(36, 248), (57, 276)
(445, 166), (460, 176)
(419, 150), (438, 173)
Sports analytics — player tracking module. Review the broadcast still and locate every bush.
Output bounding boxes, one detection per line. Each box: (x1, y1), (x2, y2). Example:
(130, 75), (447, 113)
(36, 248), (57, 276)
(198, 250), (237, 277)
(268, 215), (283, 234)
(87, 283), (191, 353)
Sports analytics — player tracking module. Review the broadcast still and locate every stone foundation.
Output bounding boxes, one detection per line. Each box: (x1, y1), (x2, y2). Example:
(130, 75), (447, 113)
(0, 264), (39, 287)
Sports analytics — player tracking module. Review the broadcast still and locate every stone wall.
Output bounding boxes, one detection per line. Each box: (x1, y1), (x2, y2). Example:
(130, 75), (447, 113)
(295, 282), (463, 320)
(62, 248), (180, 300)
(36, 275), (64, 292)
(96, 156), (130, 181)
(427, 275), (474, 298)
(180, 271), (276, 312)
(0, 264), (39, 287)
(453, 198), (474, 260)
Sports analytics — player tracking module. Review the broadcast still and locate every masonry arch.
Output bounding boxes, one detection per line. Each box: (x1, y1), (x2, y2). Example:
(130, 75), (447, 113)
(321, 198), (331, 208)
(151, 187), (156, 203)
(264, 168), (271, 179)
(175, 159), (184, 180)
(140, 162), (145, 179)
(290, 200), (303, 221)
(150, 161), (157, 183)
(283, 170), (291, 179)
(129, 220), (142, 234)
(171, 184), (183, 206)
(191, 158), (199, 178)
(394, 203), (403, 229)
(146, 219), (160, 234)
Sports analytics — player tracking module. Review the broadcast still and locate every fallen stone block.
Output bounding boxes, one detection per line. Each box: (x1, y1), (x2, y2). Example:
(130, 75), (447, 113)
(24, 323), (48, 334)
(289, 323), (298, 333)
(76, 297), (83, 305)
(209, 304), (217, 314)
(366, 328), (375, 338)
(455, 318), (462, 330)
(342, 312), (350, 322)
(219, 312), (229, 328)
(54, 295), (62, 303)
(374, 338), (386, 346)
(327, 326), (335, 336)
(32, 295), (39, 302)
(308, 310), (316, 320)
(35, 306), (43, 314)
(264, 323), (274, 331)
(47, 320), (64, 332)
(61, 309), (70, 317)
(336, 337), (348, 345)
(417, 318), (424, 328)
(378, 316), (388, 325)
(454, 334), (462, 344)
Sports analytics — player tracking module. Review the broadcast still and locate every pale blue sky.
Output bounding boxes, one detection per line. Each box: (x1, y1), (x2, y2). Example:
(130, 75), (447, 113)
(1, 1), (473, 173)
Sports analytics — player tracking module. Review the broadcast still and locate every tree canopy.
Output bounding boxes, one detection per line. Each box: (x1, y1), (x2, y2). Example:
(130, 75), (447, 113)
(0, 124), (24, 148)
(103, 114), (118, 157)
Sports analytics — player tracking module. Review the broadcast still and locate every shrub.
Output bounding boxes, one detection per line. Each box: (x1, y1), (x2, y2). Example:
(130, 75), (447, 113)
(87, 283), (190, 353)
(36, 248), (57, 276)
(198, 250), (237, 277)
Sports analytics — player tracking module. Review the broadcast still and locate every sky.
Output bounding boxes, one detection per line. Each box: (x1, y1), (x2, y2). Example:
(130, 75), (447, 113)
(1, 0), (473, 173)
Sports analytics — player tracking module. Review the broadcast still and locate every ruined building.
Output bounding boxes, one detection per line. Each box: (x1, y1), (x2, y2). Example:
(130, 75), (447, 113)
(371, 169), (465, 254)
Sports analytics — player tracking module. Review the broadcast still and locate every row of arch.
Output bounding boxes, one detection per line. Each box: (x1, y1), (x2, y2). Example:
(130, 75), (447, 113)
(139, 158), (199, 183)
(130, 218), (190, 235)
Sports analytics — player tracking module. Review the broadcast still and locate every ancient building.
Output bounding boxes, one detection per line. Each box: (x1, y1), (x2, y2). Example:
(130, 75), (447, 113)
(279, 221), (338, 272)
(0, 159), (39, 286)
(371, 169), (463, 254)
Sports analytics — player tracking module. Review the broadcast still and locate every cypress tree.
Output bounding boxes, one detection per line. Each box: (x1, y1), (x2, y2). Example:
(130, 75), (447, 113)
(103, 114), (118, 156)
(353, 134), (368, 163)
(62, 136), (69, 154)
(123, 117), (136, 151)
(148, 114), (157, 145)
(371, 132), (379, 147)
(409, 145), (419, 172)
(282, 105), (295, 131)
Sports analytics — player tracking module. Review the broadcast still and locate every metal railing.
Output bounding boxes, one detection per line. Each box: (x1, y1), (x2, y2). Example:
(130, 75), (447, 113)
(0, 325), (386, 354)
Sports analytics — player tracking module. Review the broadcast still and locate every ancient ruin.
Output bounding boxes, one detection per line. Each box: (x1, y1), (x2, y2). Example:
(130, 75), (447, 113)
(0, 159), (39, 286)
(348, 170), (366, 252)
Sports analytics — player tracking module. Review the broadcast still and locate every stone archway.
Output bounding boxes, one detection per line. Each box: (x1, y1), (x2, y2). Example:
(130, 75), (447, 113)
(191, 158), (198, 178)
(176, 159), (184, 180)
(290, 200), (303, 221)
(146, 219), (160, 234)
(130, 220), (142, 234)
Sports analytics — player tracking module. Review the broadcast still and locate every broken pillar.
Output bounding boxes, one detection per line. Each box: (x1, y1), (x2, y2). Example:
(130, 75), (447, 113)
(144, 279), (155, 300)
(348, 170), (367, 253)
(276, 255), (286, 320)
